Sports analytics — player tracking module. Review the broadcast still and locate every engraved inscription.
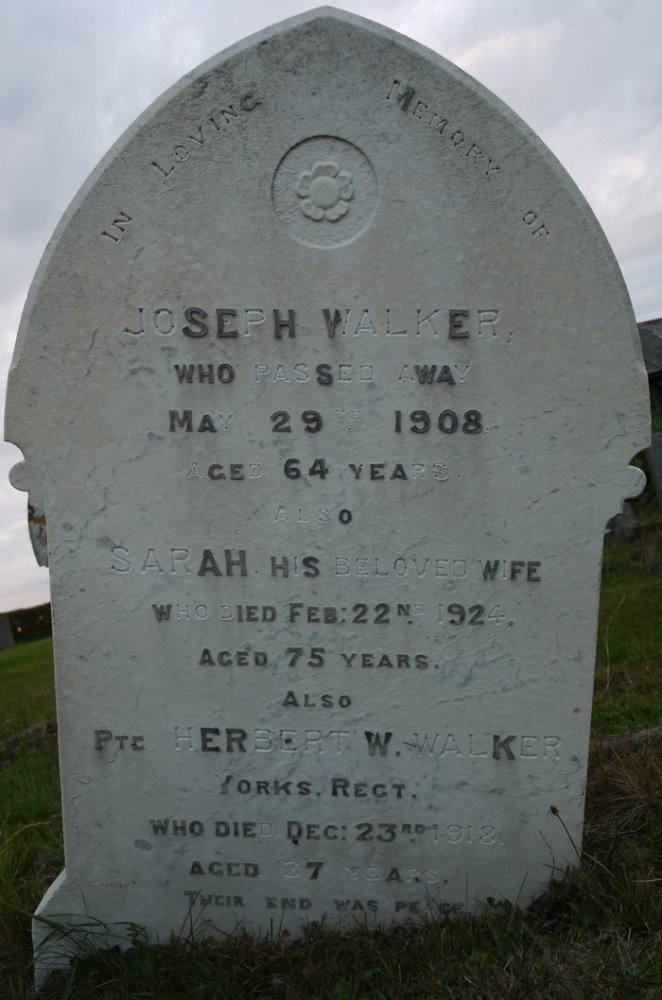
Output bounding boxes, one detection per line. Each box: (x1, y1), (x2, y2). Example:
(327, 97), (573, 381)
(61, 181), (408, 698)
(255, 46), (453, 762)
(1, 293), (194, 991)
(8, 10), (648, 976)
(101, 210), (132, 244)
(151, 91), (261, 180)
(120, 303), (502, 339)
(386, 79), (501, 180)
(522, 210), (550, 238)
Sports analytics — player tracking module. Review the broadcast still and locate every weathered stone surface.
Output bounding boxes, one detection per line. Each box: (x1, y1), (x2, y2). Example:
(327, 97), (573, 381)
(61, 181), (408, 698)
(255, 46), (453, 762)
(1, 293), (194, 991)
(4, 7), (649, 980)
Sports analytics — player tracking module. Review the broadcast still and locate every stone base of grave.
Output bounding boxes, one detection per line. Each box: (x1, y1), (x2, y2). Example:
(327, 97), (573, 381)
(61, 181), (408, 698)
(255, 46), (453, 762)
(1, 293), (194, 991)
(33, 839), (577, 984)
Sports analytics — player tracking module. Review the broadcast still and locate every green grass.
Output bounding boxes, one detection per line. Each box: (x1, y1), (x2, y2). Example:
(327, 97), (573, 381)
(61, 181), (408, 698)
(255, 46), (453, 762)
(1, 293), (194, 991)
(0, 638), (55, 742)
(594, 527), (662, 737)
(0, 534), (660, 998)
(0, 743), (62, 996)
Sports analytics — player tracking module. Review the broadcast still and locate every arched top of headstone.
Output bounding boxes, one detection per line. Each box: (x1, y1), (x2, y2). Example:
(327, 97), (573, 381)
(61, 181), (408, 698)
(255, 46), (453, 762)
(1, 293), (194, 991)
(6, 6), (648, 518)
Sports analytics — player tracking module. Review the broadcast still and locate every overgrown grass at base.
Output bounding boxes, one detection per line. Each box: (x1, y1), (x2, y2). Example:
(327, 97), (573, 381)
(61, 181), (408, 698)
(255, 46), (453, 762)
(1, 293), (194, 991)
(0, 742), (62, 997)
(0, 535), (660, 998)
(26, 742), (662, 999)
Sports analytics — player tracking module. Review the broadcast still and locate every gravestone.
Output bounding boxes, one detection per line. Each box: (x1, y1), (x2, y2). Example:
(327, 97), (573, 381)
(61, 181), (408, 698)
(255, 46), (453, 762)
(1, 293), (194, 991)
(4, 7), (650, 982)
(648, 434), (662, 507)
(0, 613), (14, 650)
(606, 501), (639, 543)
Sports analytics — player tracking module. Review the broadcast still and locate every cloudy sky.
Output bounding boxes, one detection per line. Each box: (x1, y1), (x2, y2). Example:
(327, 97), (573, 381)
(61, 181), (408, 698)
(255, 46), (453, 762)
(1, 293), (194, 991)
(1, 0), (661, 613)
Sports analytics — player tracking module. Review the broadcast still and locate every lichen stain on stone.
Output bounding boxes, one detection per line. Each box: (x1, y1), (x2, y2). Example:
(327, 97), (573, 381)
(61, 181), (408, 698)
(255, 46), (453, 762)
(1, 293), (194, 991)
(28, 500), (48, 566)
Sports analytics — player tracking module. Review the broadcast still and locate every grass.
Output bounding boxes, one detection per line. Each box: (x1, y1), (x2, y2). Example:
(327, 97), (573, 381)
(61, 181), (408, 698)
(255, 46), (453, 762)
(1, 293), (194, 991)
(594, 523), (662, 738)
(0, 744), (62, 998)
(18, 756), (662, 1000)
(0, 639), (55, 743)
(0, 525), (660, 998)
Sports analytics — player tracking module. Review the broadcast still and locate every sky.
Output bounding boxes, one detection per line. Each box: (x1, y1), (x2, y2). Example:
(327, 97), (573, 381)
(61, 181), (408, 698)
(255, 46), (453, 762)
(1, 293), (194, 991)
(1, 0), (661, 613)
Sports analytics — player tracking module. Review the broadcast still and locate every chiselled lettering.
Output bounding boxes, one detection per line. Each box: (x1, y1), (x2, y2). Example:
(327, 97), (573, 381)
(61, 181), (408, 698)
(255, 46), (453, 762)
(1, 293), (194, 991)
(386, 79), (501, 180)
(151, 91), (261, 180)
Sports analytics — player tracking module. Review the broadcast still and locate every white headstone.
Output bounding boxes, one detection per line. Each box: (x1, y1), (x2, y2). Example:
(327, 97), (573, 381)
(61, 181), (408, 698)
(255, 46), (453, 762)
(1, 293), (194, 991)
(4, 7), (649, 981)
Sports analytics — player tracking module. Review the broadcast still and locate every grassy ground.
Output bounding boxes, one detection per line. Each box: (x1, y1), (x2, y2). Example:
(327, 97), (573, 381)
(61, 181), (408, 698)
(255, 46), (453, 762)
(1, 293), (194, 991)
(594, 524), (662, 736)
(0, 532), (660, 999)
(0, 639), (55, 743)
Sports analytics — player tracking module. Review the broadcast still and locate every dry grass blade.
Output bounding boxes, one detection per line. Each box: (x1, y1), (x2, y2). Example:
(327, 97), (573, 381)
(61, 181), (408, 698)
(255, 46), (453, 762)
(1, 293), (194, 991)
(602, 594), (626, 693)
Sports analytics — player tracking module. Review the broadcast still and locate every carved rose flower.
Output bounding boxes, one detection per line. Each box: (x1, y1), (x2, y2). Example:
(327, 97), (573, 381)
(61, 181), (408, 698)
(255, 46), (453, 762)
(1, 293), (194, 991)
(296, 161), (354, 221)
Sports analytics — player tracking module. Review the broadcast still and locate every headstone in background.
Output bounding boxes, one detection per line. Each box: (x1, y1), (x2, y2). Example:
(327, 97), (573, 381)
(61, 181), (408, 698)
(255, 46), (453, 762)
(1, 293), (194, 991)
(4, 8), (650, 982)
(648, 434), (662, 508)
(606, 501), (640, 544)
(0, 613), (15, 650)
(7, 603), (52, 644)
(638, 319), (662, 412)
